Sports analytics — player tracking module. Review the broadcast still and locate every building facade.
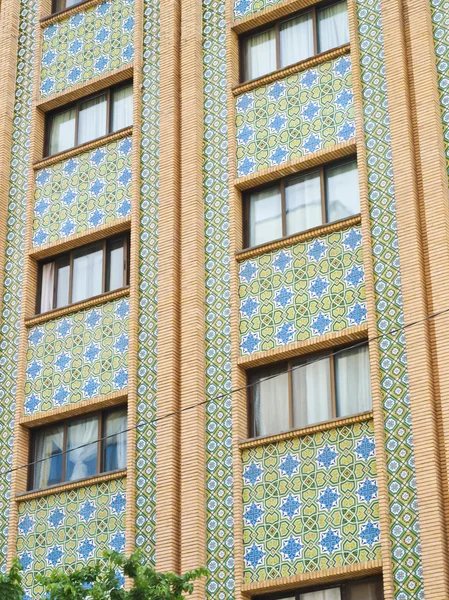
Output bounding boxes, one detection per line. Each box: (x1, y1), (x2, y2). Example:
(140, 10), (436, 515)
(0, 0), (447, 598)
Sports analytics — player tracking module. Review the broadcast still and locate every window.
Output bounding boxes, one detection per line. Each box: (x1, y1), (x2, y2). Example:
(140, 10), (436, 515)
(248, 345), (371, 438)
(240, 0), (349, 82)
(46, 81), (133, 156)
(30, 407), (127, 490)
(37, 233), (129, 314)
(244, 158), (359, 248)
(254, 579), (384, 600)
(52, 0), (84, 14)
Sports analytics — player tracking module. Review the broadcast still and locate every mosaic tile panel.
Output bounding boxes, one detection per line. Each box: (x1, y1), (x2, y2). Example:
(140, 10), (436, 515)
(239, 225), (366, 356)
(356, 1), (423, 597)
(235, 56), (355, 177)
(33, 136), (132, 247)
(134, 0), (159, 560)
(40, 0), (134, 98)
(24, 298), (129, 415)
(233, 0), (284, 19)
(17, 478), (126, 599)
(0, 0), (37, 569)
(430, 0), (449, 177)
(242, 420), (380, 583)
(203, 0), (235, 598)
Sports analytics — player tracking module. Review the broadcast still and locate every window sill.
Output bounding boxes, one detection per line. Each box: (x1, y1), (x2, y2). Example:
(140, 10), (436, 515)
(40, 0), (105, 27)
(25, 286), (130, 328)
(239, 411), (374, 450)
(232, 44), (350, 97)
(16, 469), (127, 502)
(236, 213), (361, 262)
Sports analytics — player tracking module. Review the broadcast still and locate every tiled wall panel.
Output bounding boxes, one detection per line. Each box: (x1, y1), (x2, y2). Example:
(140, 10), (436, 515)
(17, 478), (126, 599)
(24, 298), (129, 415)
(40, 0), (134, 98)
(239, 225), (366, 356)
(33, 136), (132, 247)
(242, 420), (380, 583)
(235, 56), (354, 177)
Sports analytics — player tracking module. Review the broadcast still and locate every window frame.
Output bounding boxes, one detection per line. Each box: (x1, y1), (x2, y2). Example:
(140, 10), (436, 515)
(243, 156), (359, 249)
(44, 79), (133, 157)
(36, 232), (130, 315)
(50, 0), (86, 16)
(247, 342), (370, 439)
(239, 0), (349, 83)
(28, 405), (127, 491)
(252, 577), (384, 600)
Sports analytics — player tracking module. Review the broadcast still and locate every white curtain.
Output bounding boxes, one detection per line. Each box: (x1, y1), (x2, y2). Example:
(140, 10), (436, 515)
(347, 582), (379, 600)
(249, 185), (282, 247)
(72, 247), (103, 303)
(285, 170), (321, 235)
(34, 426), (63, 489)
(335, 346), (372, 417)
(254, 369), (289, 436)
(292, 357), (331, 428)
(66, 417), (99, 481)
(49, 108), (76, 155)
(301, 589), (341, 600)
(40, 262), (55, 313)
(112, 85), (133, 132)
(107, 242), (124, 291)
(280, 12), (314, 68)
(243, 29), (276, 81)
(317, 1), (350, 53)
(56, 262), (70, 308)
(326, 159), (360, 222)
(104, 409), (127, 471)
(78, 94), (107, 145)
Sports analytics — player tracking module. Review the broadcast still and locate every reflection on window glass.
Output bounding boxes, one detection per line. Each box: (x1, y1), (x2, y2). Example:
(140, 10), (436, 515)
(56, 260), (70, 308)
(66, 416), (99, 482)
(317, 0), (349, 53)
(335, 346), (371, 417)
(285, 170), (321, 235)
(107, 239), (125, 292)
(103, 409), (127, 471)
(325, 159), (360, 222)
(33, 425), (64, 489)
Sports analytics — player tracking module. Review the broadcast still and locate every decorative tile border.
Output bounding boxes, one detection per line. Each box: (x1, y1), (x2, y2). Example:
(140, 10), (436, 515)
(241, 419), (381, 583)
(203, 0), (235, 597)
(17, 478), (126, 599)
(356, 1), (423, 598)
(134, 0), (159, 560)
(235, 55), (355, 177)
(33, 136), (132, 247)
(40, 0), (134, 97)
(238, 225), (366, 356)
(233, 0), (285, 19)
(24, 298), (129, 414)
(0, 0), (37, 569)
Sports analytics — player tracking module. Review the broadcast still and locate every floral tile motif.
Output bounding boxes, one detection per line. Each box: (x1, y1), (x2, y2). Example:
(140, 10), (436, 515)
(242, 420), (381, 583)
(40, 0), (134, 97)
(233, 0), (283, 19)
(0, 0), (36, 568)
(235, 56), (354, 177)
(356, 1), (423, 598)
(17, 478), (126, 598)
(33, 136), (132, 247)
(24, 298), (129, 414)
(239, 226), (366, 355)
(203, 0), (234, 598)
(134, 0), (159, 561)
(430, 1), (449, 174)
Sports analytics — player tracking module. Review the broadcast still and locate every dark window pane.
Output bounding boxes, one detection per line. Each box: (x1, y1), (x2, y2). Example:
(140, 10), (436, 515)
(112, 84), (133, 131)
(103, 409), (127, 472)
(325, 159), (360, 222)
(243, 29), (276, 81)
(300, 589), (341, 600)
(347, 581), (383, 600)
(107, 238), (125, 292)
(248, 184), (282, 246)
(317, 1), (350, 53)
(285, 170), (321, 235)
(49, 108), (76, 155)
(253, 367), (289, 436)
(72, 244), (103, 303)
(335, 346), (371, 417)
(55, 258), (70, 309)
(78, 93), (107, 145)
(279, 12), (314, 68)
(292, 355), (332, 428)
(33, 425), (64, 489)
(66, 416), (99, 481)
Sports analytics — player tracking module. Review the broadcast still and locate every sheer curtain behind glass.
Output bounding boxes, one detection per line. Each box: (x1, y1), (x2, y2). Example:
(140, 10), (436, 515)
(347, 582), (380, 600)
(301, 589), (341, 600)
(49, 108), (76, 155)
(40, 262), (55, 313)
(72, 246), (103, 303)
(66, 416), (99, 481)
(249, 185), (282, 246)
(243, 29), (276, 80)
(107, 240), (124, 291)
(78, 94), (107, 145)
(34, 426), (63, 489)
(104, 409), (127, 471)
(317, 1), (349, 53)
(253, 368), (289, 436)
(112, 85), (133, 131)
(56, 260), (70, 308)
(335, 346), (371, 417)
(279, 12), (314, 68)
(285, 170), (321, 235)
(326, 160), (360, 222)
(292, 356), (331, 428)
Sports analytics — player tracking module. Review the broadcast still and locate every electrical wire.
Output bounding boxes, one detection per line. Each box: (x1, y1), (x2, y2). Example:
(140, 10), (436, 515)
(3, 303), (449, 478)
